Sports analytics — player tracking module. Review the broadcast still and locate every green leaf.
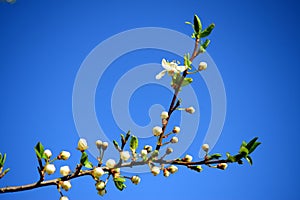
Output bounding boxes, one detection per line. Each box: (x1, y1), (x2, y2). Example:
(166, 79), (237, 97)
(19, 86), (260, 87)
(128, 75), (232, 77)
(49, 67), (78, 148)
(246, 137), (258, 150)
(3, 168), (10, 175)
(80, 152), (93, 169)
(249, 142), (261, 154)
(246, 156), (253, 165)
(113, 177), (126, 191)
(120, 134), (125, 144)
(185, 21), (193, 26)
(0, 153), (5, 167)
(184, 54), (192, 69)
(208, 153), (222, 160)
(34, 142), (44, 159)
(239, 146), (249, 157)
(200, 23), (215, 38)
(150, 150), (159, 159)
(241, 140), (247, 147)
(201, 39), (211, 50)
(189, 165), (203, 172)
(181, 78), (193, 87)
(193, 14), (202, 35)
(113, 140), (120, 151)
(130, 136), (138, 151)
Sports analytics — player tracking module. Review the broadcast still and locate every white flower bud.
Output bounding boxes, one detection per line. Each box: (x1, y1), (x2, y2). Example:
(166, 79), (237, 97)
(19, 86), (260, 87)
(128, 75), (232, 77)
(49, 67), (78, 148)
(97, 189), (106, 196)
(198, 61), (207, 71)
(141, 149), (148, 156)
(151, 166), (160, 176)
(60, 196), (69, 200)
(77, 138), (88, 151)
(202, 144), (210, 152)
(44, 149), (52, 158)
(168, 165), (178, 174)
(184, 154), (193, 162)
(59, 151), (71, 160)
(172, 126), (180, 133)
(217, 163), (228, 170)
(185, 106), (195, 114)
(152, 126), (162, 136)
(120, 151), (131, 161)
(144, 145), (152, 153)
(96, 140), (102, 149)
(60, 166), (71, 176)
(102, 142), (108, 150)
(163, 168), (170, 177)
(166, 147), (173, 155)
(170, 136), (179, 144)
(44, 164), (56, 175)
(105, 159), (116, 169)
(160, 111), (169, 119)
(61, 181), (72, 191)
(92, 167), (104, 178)
(131, 176), (141, 185)
(95, 181), (106, 190)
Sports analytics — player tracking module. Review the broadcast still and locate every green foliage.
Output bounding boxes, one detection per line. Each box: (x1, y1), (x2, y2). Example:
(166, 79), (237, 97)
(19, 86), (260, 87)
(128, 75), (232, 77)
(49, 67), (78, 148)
(113, 140), (120, 151)
(182, 78), (193, 87)
(189, 165), (203, 172)
(200, 23), (215, 38)
(34, 142), (45, 159)
(80, 152), (93, 169)
(0, 153), (6, 168)
(113, 177), (126, 191)
(207, 153), (222, 160)
(130, 136), (138, 151)
(184, 54), (192, 69)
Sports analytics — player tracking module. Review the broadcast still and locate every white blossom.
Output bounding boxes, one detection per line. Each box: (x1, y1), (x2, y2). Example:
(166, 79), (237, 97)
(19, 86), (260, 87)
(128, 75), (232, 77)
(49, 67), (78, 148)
(151, 166), (160, 176)
(96, 140), (103, 149)
(170, 136), (179, 144)
(144, 145), (152, 153)
(166, 147), (173, 155)
(44, 164), (56, 175)
(92, 167), (105, 178)
(168, 165), (178, 174)
(77, 138), (88, 151)
(106, 159), (116, 169)
(102, 142), (108, 150)
(141, 149), (148, 156)
(61, 181), (72, 191)
(202, 144), (210, 152)
(120, 151), (131, 161)
(217, 163), (228, 170)
(43, 149), (52, 158)
(97, 189), (106, 196)
(131, 176), (141, 185)
(172, 126), (180, 133)
(163, 169), (170, 177)
(59, 151), (70, 160)
(95, 181), (106, 190)
(156, 59), (187, 80)
(160, 111), (169, 119)
(198, 61), (207, 71)
(185, 106), (195, 114)
(152, 126), (162, 136)
(184, 154), (193, 162)
(60, 166), (71, 176)
(60, 196), (69, 200)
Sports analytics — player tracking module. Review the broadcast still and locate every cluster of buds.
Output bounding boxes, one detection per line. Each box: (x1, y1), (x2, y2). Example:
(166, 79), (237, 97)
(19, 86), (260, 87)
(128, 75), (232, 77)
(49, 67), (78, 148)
(163, 165), (178, 177)
(95, 140), (108, 151)
(95, 180), (106, 196)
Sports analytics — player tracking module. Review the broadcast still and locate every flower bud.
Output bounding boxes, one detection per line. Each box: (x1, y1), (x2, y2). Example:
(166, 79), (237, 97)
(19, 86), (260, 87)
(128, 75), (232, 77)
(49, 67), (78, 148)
(92, 167), (104, 178)
(198, 61), (207, 71)
(97, 189), (106, 196)
(105, 159), (116, 169)
(61, 181), (72, 191)
(131, 175), (141, 185)
(60, 166), (71, 176)
(152, 126), (162, 136)
(202, 144), (210, 152)
(172, 126), (180, 134)
(140, 149), (148, 156)
(44, 149), (52, 158)
(95, 140), (102, 149)
(151, 166), (160, 176)
(170, 136), (179, 144)
(60, 196), (69, 200)
(102, 142), (108, 150)
(144, 145), (152, 153)
(44, 164), (56, 175)
(160, 111), (169, 119)
(95, 181), (106, 190)
(59, 151), (71, 160)
(163, 168), (170, 177)
(185, 106), (195, 114)
(120, 151), (131, 161)
(168, 165), (178, 174)
(184, 154), (193, 162)
(166, 147), (173, 155)
(77, 138), (88, 151)
(217, 163), (228, 170)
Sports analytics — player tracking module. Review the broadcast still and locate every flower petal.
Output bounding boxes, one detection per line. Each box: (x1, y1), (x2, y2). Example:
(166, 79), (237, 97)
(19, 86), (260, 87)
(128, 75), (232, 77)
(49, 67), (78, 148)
(155, 70), (167, 80)
(161, 59), (172, 71)
(176, 65), (187, 72)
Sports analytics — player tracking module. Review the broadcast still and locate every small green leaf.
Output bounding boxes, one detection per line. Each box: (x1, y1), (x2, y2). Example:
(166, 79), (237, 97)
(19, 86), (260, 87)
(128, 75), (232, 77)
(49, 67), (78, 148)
(189, 165), (203, 172)
(120, 134), (125, 144)
(0, 153), (5, 167)
(208, 153), (222, 160)
(239, 146), (249, 157)
(3, 168), (10, 175)
(249, 142), (261, 154)
(84, 161), (93, 169)
(113, 140), (120, 151)
(181, 78), (193, 87)
(201, 39), (211, 50)
(246, 156), (253, 165)
(237, 159), (243, 165)
(114, 177), (126, 191)
(184, 54), (192, 69)
(241, 140), (247, 147)
(193, 14), (202, 35)
(80, 152), (93, 169)
(246, 137), (258, 150)
(200, 23), (215, 38)
(130, 136), (138, 151)
(34, 142), (44, 159)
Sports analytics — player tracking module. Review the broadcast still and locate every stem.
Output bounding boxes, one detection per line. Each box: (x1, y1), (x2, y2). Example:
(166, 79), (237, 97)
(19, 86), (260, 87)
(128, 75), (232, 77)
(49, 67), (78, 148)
(155, 38), (200, 151)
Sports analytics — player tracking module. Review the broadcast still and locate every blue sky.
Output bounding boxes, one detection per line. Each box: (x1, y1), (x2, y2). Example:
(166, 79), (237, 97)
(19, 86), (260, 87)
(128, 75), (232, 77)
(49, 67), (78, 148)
(0, 0), (300, 200)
